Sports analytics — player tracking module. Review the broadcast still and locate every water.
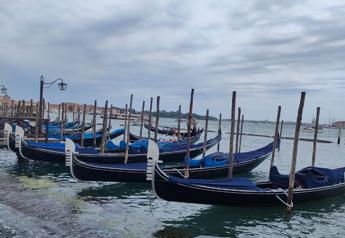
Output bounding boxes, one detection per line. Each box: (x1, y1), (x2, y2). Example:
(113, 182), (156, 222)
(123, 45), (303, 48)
(1, 119), (345, 237)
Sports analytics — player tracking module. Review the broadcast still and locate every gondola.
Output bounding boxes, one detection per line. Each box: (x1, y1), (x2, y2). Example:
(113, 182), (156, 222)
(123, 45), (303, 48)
(71, 130), (221, 164)
(147, 140), (345, 207)
(6, 125), (125, 155)
(68, 140), (276, 182)
(15, 126), (220, 164)
(128, 129), (202, 144)
(144, 123), (203, 137)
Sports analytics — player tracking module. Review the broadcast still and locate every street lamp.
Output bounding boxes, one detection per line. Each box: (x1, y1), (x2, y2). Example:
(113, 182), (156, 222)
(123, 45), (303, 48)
(39, 75), (67, 119)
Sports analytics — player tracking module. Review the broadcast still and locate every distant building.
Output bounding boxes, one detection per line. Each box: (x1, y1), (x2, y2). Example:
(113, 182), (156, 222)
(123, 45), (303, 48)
(332, 121), (345, 128)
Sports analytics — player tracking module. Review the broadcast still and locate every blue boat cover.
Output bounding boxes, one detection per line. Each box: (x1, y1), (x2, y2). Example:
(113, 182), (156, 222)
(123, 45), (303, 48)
(168, 175), (262, 191)
(26, 141), (80, 152)
(187, 142), (274, 168)
(269, 166), (345, 189)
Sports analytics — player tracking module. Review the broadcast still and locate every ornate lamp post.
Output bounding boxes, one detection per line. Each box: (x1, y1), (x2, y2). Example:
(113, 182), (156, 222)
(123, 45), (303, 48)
(39, 75), (67, 120)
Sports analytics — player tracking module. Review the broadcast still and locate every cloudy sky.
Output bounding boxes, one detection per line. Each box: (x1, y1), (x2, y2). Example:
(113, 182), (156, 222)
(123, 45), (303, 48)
(1, 0), (345, 122)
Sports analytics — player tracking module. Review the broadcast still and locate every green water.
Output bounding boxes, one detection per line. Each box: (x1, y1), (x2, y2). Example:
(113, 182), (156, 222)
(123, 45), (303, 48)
(1, 119), (345, 237)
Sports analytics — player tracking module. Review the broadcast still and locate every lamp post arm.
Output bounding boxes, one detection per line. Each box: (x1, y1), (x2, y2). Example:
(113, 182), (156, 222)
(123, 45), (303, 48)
(43, 78), (64, 88)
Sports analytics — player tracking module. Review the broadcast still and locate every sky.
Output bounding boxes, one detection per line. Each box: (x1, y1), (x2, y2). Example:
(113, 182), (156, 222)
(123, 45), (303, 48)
(1, 0), (345, 123)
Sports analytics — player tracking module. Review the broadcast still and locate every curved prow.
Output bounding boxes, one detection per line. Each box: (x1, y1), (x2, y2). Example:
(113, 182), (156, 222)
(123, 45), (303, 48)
(15, 126), (25, 149)
(4, 123), (12, 150)
(65, 138), (75, 167)
(146, 139), (163, 198)
(65, 138), (78, 180)
(146, 139), (160, 181)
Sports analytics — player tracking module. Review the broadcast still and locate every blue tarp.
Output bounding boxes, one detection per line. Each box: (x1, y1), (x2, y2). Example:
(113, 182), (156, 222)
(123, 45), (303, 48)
(269, 166), (345, 189)
(187, 141), (274, 168)
(168, 176), (262, 191)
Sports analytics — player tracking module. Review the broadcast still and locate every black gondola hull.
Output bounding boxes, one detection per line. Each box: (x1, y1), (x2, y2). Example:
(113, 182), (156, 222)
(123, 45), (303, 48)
(153, 166), (345, 207)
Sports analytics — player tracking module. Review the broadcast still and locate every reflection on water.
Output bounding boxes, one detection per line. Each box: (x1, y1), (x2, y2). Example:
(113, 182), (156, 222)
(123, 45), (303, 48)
(1, 120), (345, 237)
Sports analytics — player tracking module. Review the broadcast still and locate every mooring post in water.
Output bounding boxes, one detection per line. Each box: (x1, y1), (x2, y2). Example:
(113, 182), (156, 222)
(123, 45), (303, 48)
(81, 104), (86, 147)
(77, 106), (81, 122)
(235, 107), (241, 153)
(228, 91), (236, 178)
(123, 104), (128, 142)
(139, 100), (145, 139)
(72, 105), (75, 125)
(47, 102), (50, 120)
(239, 114), (244, 152)
(124, 95), (133, 164)
(58, 104), (61, 122)
(147, 97), (153, 139)
(107, 104), (113, 141)
(92, 100), (97, 147)
(217, 113), (222, 152)
(184, 89), (194, 178)
(202, 109), (209, 158)
(42, 98), (45, 119)
(11, 100), (14, 117)
(278, 120), (284, 151)
(29, 99), (33, 117)
(154, 96), (160, 142)
(100, 101), (108, 153)
(60, 103), (65, 141)
(45, 119), (49, 142)
(311, 107), (320, 167)
(337, 128), (341, 145)
(177, 105), (182, 139)
(35, 103), (39, 142)
(270, 106), (281, 169)
(287, 92), (306, 214)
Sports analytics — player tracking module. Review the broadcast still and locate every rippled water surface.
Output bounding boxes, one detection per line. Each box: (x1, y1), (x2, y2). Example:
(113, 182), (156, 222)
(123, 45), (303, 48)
(1, 118), (345, 237)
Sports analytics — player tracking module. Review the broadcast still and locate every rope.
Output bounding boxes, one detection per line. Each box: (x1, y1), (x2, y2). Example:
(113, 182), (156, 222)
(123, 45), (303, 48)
(271, 188), (293, 208)
(173, 168), (187, 178)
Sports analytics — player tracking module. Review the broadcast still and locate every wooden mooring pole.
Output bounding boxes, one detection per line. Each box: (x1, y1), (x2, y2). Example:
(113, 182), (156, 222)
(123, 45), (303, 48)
(228, 91), (236, 178)
(100, 101), (108, 153)
(184, 89), (194, 178)
(139, 101), (145, 139)
(81, 104), (86, 147)
(154, 96), (160, 142)
(311, 107), (320, 167)
(147, 97), (153, 139)
(92, 100), (97, 147)
(217, 113), (222, 152)
(202, 109), (209, 158)
(287, 92), (306, 214)
(270, 106), (281, 169)
(239, 114), (244, 153)
(124, 95), (133, 164)
(177, 105), (182, 140)
(235, 107), (241, 153)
